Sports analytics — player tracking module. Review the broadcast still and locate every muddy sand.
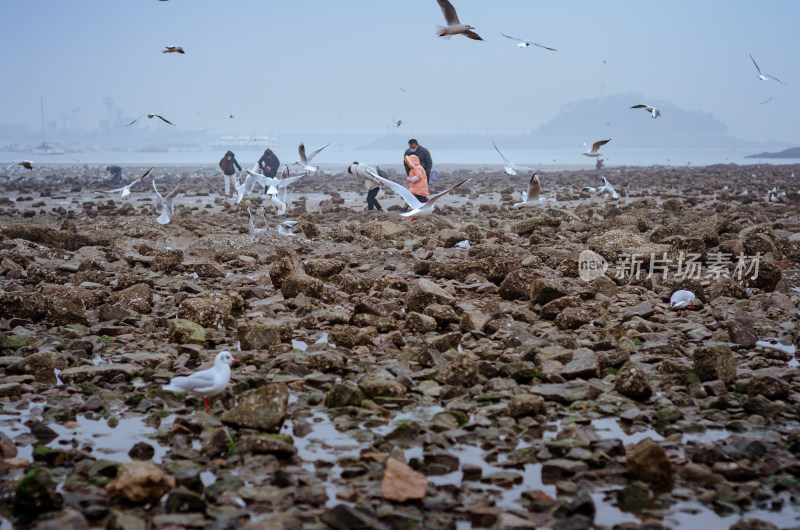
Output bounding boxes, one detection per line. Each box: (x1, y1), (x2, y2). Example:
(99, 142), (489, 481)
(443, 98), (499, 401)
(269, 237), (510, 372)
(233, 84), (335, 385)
(0, 162), (799, 529)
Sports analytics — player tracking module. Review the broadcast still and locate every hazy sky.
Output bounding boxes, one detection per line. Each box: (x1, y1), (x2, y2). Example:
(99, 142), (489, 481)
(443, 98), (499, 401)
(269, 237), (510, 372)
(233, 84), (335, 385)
(1, 1), (798, 142)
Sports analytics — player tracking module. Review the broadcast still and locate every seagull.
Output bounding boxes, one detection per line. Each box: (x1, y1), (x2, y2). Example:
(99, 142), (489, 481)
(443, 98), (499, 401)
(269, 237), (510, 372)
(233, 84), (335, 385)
(499, 32), (556, 51)
(277, 220), (298, 236)
(234, 169), (267, 204)
(162, 351), (237, 412)
(247, 206), (271, 241)
(247, 166), (305, 215)
(669, 290), (698, 316)
(582, 176), (619, 200)
(366, 169), (472, 220)
(295, 142), (329, 173)
(630, 104), (661, 118)
(228, 114), (235, 119)
(127, 113), (175, 126)
(435, 0), (483, 41)
(513, 174), (553, 209)
(766, 186), (786, 202)
(6, 160), (33, 170)
(582, 139), (610, 158)
(492, 142), (537, 176)
(738, 188), (748, 196)
(749, 53), (788, 86)
(99, 167), (153, 199)
(153, 179), (181, 224)
(395, 120), (403, 128)
(760, 97), (773, 105)
(162, 46), (185, 54)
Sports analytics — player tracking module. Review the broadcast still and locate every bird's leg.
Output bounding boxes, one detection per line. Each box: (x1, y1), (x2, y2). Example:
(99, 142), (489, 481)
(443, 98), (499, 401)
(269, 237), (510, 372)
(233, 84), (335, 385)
(204, 396), (210, 412)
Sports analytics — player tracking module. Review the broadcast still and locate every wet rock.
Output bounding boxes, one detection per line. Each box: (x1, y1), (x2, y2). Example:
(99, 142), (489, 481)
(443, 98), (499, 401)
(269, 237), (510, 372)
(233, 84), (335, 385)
(729, 518), (778, 530)
(499, 269), (538, 301)
(325, 381), (364, 408)
(320, 504), (384, 530)
(554, 306), (591, 330)
(530, 278), (570, 305)
(113, 283), (152, 314)
(507, 394), (547, 418)
(178, 293), (233, 328)
(541, 460), (589, 481)
(359, 377), (406, 398)
(307, 350), (347, 373)
(726, 308), (758, 348)
(106, 461), (175, 504)
(381, 457), (427, 502)
(166, 487), (206, 513)
(0, 291), (46, 321)
(745, 374), (789, 400)
(711, 461), (756, 481)
(167, 319), (206, 345)
(406, 278), (454, 313)
(127, 442), (155, 461)
(692, 343), (736, 383)
(530, 382), (601, 404)
(220, 384), (289, 433)
(98, 303), (133, 322)
(351, 313), (399, 333)
(59, 364), (139, 384)
(621, 302), (654, 322)
(8, 349), (58, 383)
(104, 511), (147, 530)
(303, 258), (346, 279)
(614, 361), (652, 401)
(625, 438), (672, 484)
(329, 324), (377, 348)
(237, 318), (293, 350)
(540, 296), (581, 320)
(406, 312), (437, 333)
(436, 354), (481, 387)
(281, 274), (324, 299)
(32, 508), (89, 530)
(13, 467), (63, 520)
(245, 435), (298, 459)
(44, 290), (87, 326)
(560, 348), (600, 380)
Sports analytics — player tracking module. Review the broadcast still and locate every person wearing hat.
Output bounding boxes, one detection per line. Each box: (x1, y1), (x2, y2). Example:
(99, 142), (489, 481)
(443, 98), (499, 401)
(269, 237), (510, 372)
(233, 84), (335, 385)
(218, 151), (242, 198)
(403, 139), (432, 184)
(258, 148), (280, 193)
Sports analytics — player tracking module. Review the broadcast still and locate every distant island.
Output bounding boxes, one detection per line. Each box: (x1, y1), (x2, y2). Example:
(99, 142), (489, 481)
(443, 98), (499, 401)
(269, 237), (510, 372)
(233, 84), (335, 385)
(746, 147), (800, 159)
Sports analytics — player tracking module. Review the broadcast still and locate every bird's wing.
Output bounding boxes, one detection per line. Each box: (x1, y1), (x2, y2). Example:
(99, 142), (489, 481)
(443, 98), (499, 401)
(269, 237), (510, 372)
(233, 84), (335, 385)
(749, 53), (762, 74)
(437, 0), (460, 25)
(152, 180), (165, 211)
(247, 208), (256, 239)
(464, 30), (483, 41)
(166, 369), (216, 392)
(281, 221), (298, 228)
(305, 142), (330, 163)
(532, 42), (556, 51)
(246, 169), (273, 187)
(365, 169), (422, 210)
(425, 178), (472, 209)
(127, 115), (146, 126)
(99, 186), (127, 193)
(297, 143), (308, 165)
(243, 171), (264, 194)
(155, 115), (175, 126)
(500, 32), (523, 43)
(582, 186), (598, 192)
(164, 182), (181, 211)
(262, 207), (272, 237)
(278, 185), (288, 203)
(526, 174), (541, 202)
(125, 167), (153, 189)
(630, 104), (647, 109)
(493, 142), (512, 165)
(764, 73), (788, 86)
(277, 174), (305, 188)
(591, 139), (611, 152)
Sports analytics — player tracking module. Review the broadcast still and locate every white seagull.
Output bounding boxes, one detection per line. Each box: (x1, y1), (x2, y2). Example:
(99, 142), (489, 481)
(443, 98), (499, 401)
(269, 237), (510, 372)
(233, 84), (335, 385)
(499, 32), (556, 51)
(127, 113), (175, 126)
(366, 169), (472, 220)
(295, 142), (330, 173)
(582, 139), (610, 158)
(153, 179), (181, 224)
(630, 104), (661, 118)
(669, 290), (698, 316)
(493, 142), (537, 176)
(6, 160), (33, 170)
(99, 167), (153, 199)
(749, 53), (787, 86)
(234, 168), (267, 204)
(248, 206), (271, 241)
(247, 166), (305, 216)
(582, 176), (619, 200)
(162, 351), (237, 412)
(277, 220), (298, 236)
(513, 174), (554, 209)
(436, 0), (483, 41)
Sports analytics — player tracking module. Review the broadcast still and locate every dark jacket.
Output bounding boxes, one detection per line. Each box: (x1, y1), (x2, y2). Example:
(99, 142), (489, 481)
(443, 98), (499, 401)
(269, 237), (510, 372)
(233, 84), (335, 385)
(403, 145), (432, 182)
(219, 155), (241, 175)
(258, 150), (280, 178)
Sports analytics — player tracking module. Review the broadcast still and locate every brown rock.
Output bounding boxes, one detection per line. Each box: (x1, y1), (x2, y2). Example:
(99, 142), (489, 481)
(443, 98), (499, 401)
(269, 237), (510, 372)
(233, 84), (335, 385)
(381, 457), (427, 502)
(614, 361), (652, 401)
(106, 461), (176, 504)
(625, 438), (672, 484)
(692, 343), (736, 383)
(237, 318), (293, 350)
(281, 274), (324, 299)
(113, 283), (153, 314)
(406, 278), (454, 313)
(178, 293), (233, 328)
(530, 278), (570, 305)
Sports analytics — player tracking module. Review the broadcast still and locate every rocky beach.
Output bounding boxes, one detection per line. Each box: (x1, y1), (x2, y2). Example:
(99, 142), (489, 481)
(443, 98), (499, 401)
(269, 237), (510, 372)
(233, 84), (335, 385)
(1, 162), (800, 530)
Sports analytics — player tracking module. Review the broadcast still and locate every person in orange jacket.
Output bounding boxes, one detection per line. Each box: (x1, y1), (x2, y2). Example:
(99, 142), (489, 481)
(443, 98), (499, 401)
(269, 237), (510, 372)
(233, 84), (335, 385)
(405, 154), (429, 204)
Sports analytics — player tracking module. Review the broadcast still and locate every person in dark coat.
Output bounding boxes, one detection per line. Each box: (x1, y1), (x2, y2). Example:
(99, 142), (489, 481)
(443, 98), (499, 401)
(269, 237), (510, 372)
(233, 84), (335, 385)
(105, 165), (123, 185)
(218, 151), (242, 197)
(403, 139), (432, 184)
(258, 148), (280, 193)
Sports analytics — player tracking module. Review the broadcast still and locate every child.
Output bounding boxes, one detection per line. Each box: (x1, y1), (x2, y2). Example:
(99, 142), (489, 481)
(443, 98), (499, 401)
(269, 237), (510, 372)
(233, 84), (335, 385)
(405, 154), (428, 203)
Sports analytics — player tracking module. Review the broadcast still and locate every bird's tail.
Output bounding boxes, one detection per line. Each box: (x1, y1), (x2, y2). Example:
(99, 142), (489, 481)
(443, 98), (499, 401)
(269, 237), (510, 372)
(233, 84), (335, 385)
(435, 26), (452, 39)
(162, 382), (184, 393)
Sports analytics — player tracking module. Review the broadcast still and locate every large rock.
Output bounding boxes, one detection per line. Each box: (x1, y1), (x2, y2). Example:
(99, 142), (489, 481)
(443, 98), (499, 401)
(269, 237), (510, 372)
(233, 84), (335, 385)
(167, 319), (206, 345)
(303, 258), (346, 279)
(359, 377), (406, 398)
(381, 457), (427, 502)
(59, 364), (140, 384)
(587, 230), (649, 261)
(406, 278), (454, 313)
(8, 350), (58, 383)
(362, 221), (407, 241)
(406, 312), (437, 333)
(529, 278), (570, 305)
(329, 324), (377, 348)
(692, 343), (736, 383)
(726, 309), (758, 348)
(614, 361), (652, 401)
(281, 274), (324, 299)
(325, 380), (363, 408)
(106, 461), (175, 504)
(498, 269), (538, 301)
(178, 293), (233, 329)
(507, 394), (547, 418)
(0, 291), (46, 321)
(221, 384), (289, 433)
(13, 467), (63, 519)
(625, 438), (672, 484)
(113, 283), (153, 314)
(237, 318), (293, 350)
(436, 354), (481, 387)
(1, 224), (110, 251)
(560, 348), (600, 380)
(152, 249), (184, 272)
(42, 287), (87, 326)
(529, 382), (602, 405)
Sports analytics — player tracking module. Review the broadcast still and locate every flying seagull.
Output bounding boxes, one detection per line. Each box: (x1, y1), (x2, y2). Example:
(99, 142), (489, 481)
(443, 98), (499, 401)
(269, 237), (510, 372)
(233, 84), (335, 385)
(295, 142), (329, 173)
(127, 113), (175, 126)
(162, 46), (185, 54)
(582, 139), (610, 158)
(630, 104), (661, 118)
(247, 206), (271, 241)
(6, 160), (33, 170)
(99, 167), (153, 199)
(582, 175), (619, 200)
(395, 120), (403, 128)
(366, 168), (472, 220)
(153, 179), (181, 224)
(499, 32), (556, 51)
(277, 221), (298, 236)
(493, 142), (536, 176)
(749, 53), (787, 86)
(513, 174), (554, 209)
(234, 168), (267, 204)
(162, 351), (237, 412)
(247, 166), (305, 215)
(436, 0), (483, 41)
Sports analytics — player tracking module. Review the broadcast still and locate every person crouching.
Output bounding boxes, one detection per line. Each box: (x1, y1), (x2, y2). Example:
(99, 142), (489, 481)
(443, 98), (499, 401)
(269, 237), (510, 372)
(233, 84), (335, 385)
(347, 162), (383, 211)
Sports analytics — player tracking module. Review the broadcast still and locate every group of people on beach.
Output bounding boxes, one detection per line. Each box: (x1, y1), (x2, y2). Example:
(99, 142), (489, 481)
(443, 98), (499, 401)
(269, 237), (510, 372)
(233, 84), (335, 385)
(215, 139), (434, 211)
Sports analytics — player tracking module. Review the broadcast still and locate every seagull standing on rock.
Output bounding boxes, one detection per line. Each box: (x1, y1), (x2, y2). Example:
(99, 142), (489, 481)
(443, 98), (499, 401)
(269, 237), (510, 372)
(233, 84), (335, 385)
(162, 351), (237, 412)
(670, 290), (698, 316)
(435, 0), (483, 41)
(582, 176), (619, 200)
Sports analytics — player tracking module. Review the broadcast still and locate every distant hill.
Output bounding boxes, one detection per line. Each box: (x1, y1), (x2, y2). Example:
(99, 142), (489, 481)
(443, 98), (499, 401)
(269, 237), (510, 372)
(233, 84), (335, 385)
(746, 147), (800, 159)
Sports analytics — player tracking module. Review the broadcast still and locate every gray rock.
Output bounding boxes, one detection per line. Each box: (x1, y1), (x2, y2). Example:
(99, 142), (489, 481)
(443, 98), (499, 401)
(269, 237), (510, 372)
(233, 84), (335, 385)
(614, 361), (652, 401)
(560, 348), (600, 380)
(221, 384), (289, 433)
(406, 312), (438, 333)
(237, 318), (293, 350)
(59, 364), (140, 384)
(529, 381), (602, 404)
(507, 394), (547, 418)
(406, 278), (455, 313)
(325, 380), (363, 408)
(436, 354), (481, 387)
(692, 343), (736, 383)
(726, 308), (758, 348)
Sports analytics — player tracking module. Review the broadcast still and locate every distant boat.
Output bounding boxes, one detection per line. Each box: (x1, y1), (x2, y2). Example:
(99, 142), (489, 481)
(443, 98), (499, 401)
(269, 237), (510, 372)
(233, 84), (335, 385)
(211, 135), (279, 151)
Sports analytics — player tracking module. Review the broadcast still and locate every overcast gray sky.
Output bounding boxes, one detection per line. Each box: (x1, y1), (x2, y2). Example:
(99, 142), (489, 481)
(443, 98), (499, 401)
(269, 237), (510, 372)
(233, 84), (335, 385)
(1, 1), (797, 142)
